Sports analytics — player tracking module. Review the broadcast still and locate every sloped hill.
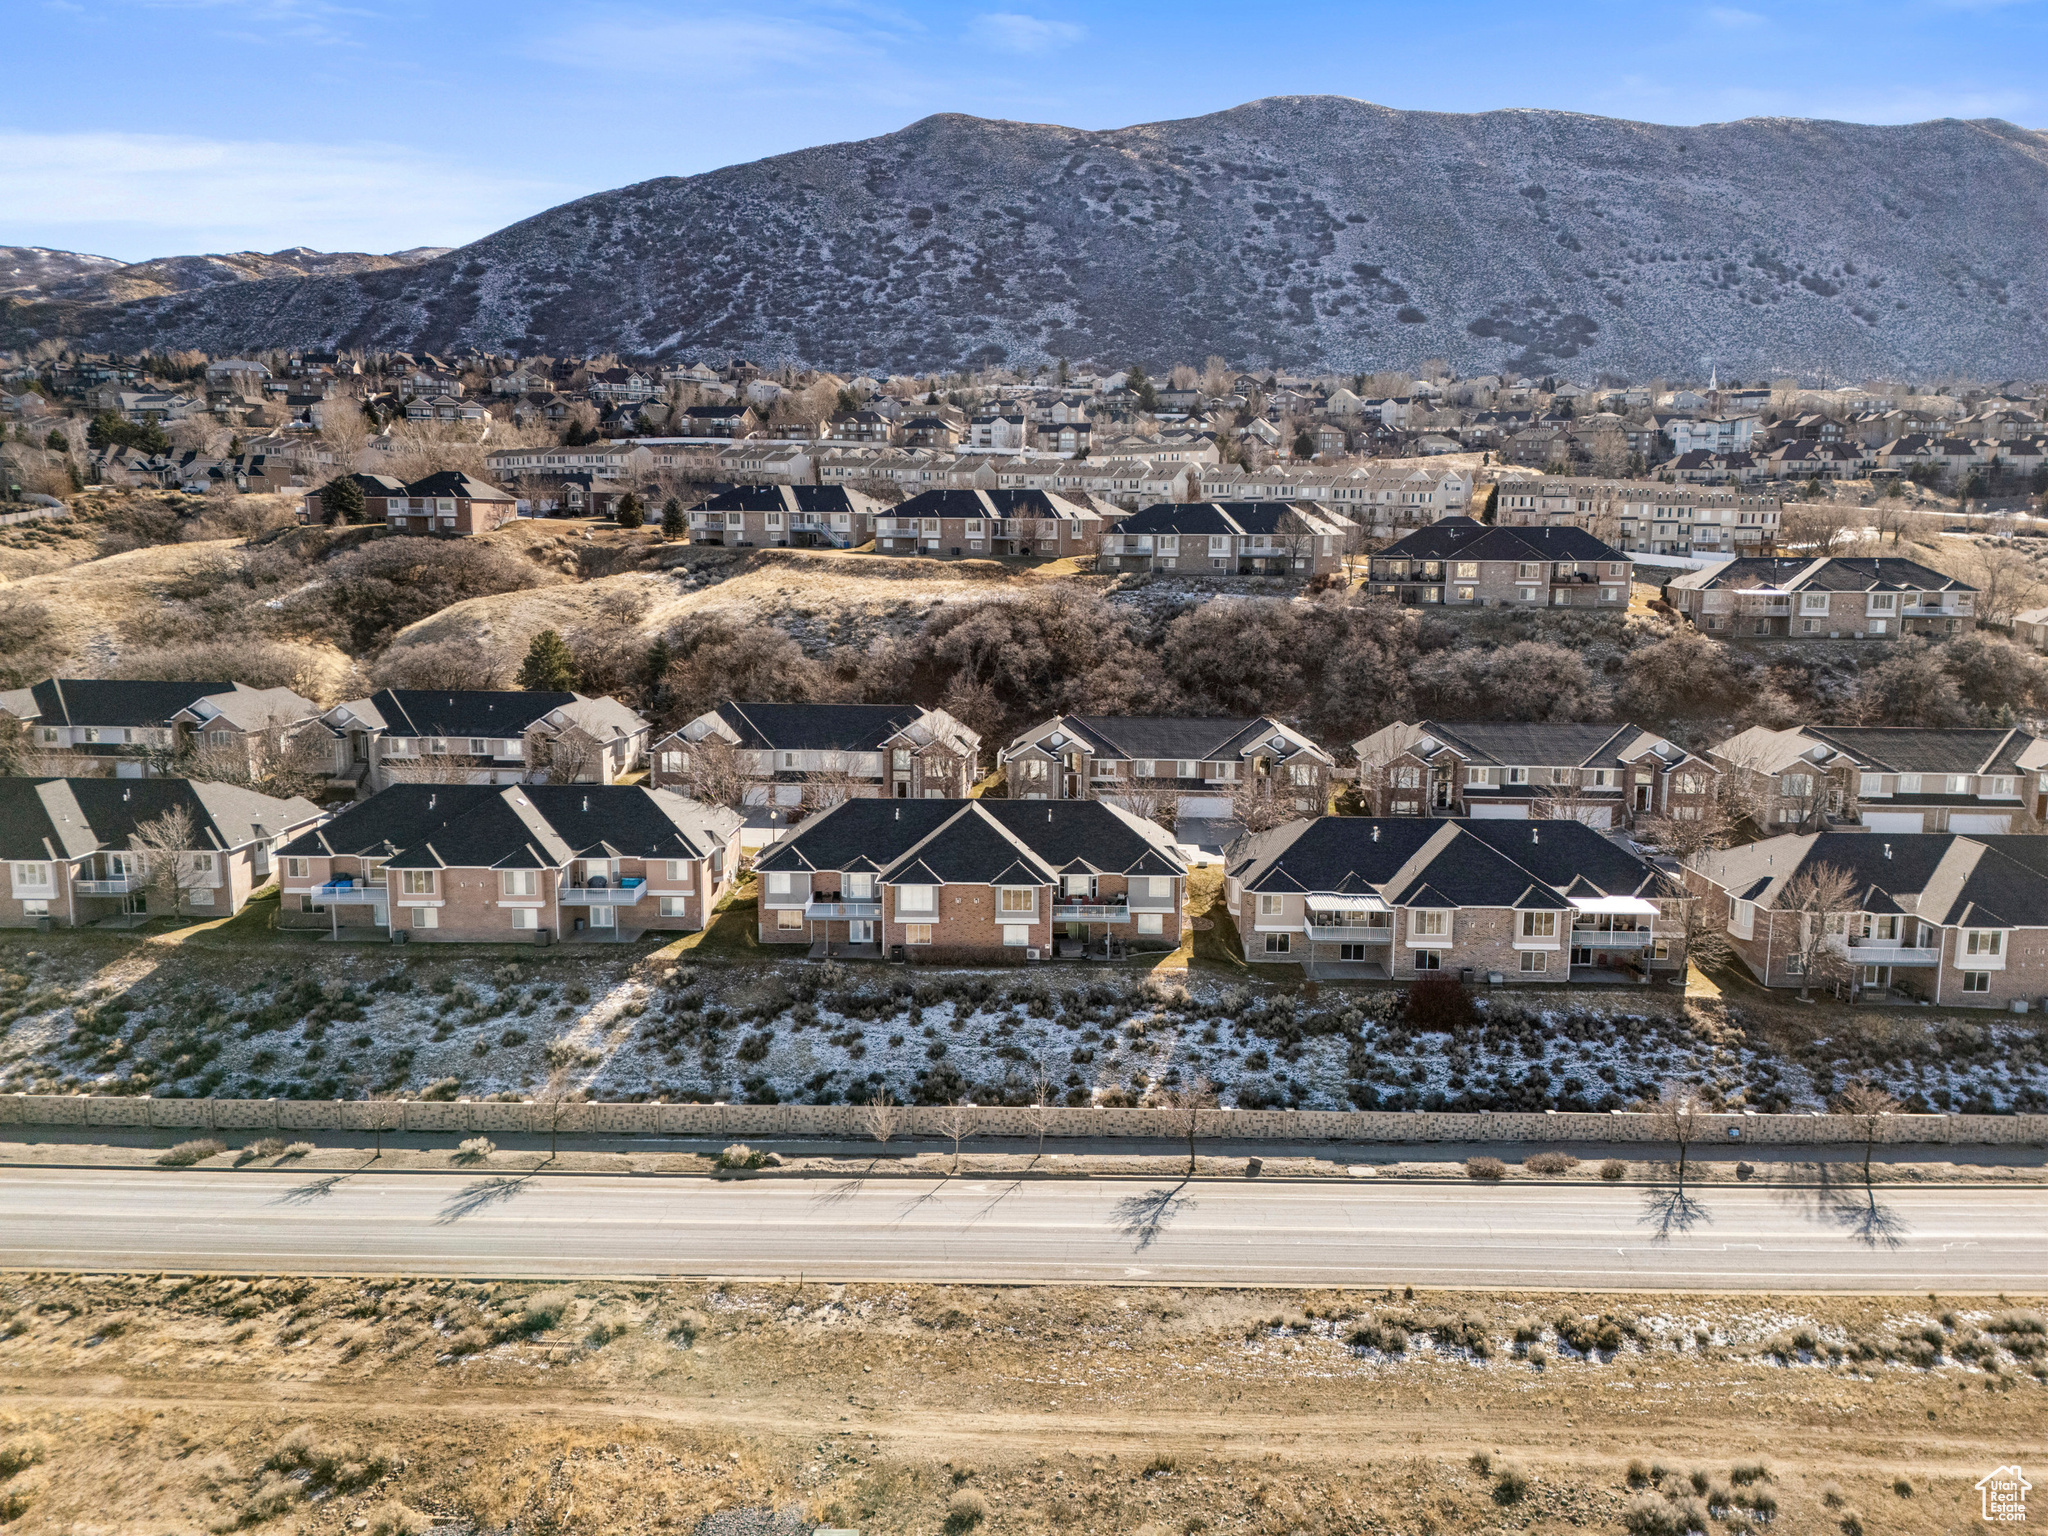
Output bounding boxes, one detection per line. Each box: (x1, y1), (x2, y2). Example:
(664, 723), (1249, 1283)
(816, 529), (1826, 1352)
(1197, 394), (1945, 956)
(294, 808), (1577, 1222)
(18, 97), (2048, 377)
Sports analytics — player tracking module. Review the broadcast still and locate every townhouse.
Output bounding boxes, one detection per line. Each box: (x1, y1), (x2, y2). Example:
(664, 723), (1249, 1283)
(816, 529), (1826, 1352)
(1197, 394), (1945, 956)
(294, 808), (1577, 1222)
(1662, 556), (1977, 640)
(1224, 816), (1686, 981)
(367, 471), (520, 536)
(1612, 483), (1780, 556)
(276, 783), (741, 943)
(1352, 720), (1717, 828)
(1099, 502), (1355, 580)
(1366, 519), (1631, 607)
(650, 702), (980, 811)
(485, 443), (657, 484)
(872, 488), (1101, 559)
(1710, 724), (2047, 834)
(997, 715), (1335, 821)
(322, 690), (651, 794)
(686, 484), (883, 548)
(305, 472), (405, 524)
(0, 777), (323, 927)
(1686, 831), (2048, 1006)
(0, 679), (324, 778)
(753, 796), (1186, 961)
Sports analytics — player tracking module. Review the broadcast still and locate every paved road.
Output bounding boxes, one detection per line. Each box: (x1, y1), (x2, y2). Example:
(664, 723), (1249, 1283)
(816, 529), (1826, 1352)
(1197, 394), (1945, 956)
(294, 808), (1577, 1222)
(0, 1169), (2036, 1290)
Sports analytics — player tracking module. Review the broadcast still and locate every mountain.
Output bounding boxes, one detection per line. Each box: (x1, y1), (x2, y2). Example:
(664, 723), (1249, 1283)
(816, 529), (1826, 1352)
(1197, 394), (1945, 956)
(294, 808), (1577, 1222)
(9, 97), (2047, 377)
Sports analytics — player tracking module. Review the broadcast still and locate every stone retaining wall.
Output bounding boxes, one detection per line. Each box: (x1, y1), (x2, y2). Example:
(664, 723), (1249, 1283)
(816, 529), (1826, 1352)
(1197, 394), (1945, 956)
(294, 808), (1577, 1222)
(2, 1094), (2042, 1146)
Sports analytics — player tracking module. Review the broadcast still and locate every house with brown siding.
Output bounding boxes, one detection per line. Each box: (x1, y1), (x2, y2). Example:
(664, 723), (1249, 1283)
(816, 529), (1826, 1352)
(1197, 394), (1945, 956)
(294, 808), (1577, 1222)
(996, 715), (1333, 821)
(1662, 556), (1976, 640)
(873, 488), (1101, 559)
(1709, 724), (2047, 833)
(650, 703), (979, 817)
(752, 797), (1185, 962)
(686, 484), (884, 548)
(1366, 519), (1631, 608)
(368, 471), (519, 535)
(276, 783), (741, 943)
(322, 690), (651, 795)
(0, 777), (323, 927)
(0, 679), (327, 779)
(1225, 816), (1686, 981)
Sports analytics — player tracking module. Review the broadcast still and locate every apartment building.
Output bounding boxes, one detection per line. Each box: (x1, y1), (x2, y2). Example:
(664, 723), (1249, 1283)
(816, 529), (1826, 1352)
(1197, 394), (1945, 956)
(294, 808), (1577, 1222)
(1484, 478), (1782, 557)
(1663, 556), (1977, 640)
(1224, 816), (1685, 981)
(649, 702), (980, 810)
(1366, 519), (1631, 607)
(1687, 831), (2048, 1005)
(753, 796), (1186, 961)
(276, 783), (741, 943)
(871, 488), (1102, 559)
(322, 690), (651, 794)
(369, 472), (520, 536)
(0, 777), (323, 927)
(997, 715), (1335, 820)
(1710, 725), (2046, 833)
(1100, 502), (1356, 580)
(0, 679), (325, 778)
(686, 485), (883, 548)
(1352, 720), (1717, 827)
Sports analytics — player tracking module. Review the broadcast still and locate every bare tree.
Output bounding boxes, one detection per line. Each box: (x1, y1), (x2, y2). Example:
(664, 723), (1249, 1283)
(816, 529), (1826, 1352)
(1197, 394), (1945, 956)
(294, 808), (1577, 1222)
(859, 1089), (897, 1145)
(1158, 1072), (1218, 1175)
(940, 1101), (976, 1173)
(382, 752), (477, 785)
(1111, 778), (1176, 832)
(186, 713), (334, 801)
(1635, 798), (1740, 864)
(524, 730), (602, 786)
(675, 736), (754, 810)
(1779, 861), (1859, 1000)
(1532, 778), (1613, 828)
(1831, 1080), (1902, 1185)
(1648, 1079), (1707, 1186)
(128, 805), (203, 917)
(1028, 1054), (1056, 1162)
(320, 401), (371, 474)
(800, 763), (864, 816)
(1665, 883), (1730, 981)
(1229, 777), (1299, 835)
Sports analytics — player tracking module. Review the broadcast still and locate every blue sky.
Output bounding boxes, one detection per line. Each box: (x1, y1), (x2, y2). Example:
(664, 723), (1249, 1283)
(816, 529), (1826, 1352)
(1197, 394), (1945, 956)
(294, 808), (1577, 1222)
(5, 0), (2043, 261)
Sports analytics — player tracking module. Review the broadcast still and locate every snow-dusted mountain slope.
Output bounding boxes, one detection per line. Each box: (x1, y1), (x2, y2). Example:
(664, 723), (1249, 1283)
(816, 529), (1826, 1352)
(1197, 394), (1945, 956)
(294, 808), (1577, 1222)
(11, 97), (2046, 376)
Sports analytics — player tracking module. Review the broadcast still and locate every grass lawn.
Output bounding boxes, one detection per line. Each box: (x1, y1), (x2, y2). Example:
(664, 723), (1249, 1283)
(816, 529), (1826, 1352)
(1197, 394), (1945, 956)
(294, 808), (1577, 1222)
(658, 877), (770, 961)
(1182, 867), (1301, 982)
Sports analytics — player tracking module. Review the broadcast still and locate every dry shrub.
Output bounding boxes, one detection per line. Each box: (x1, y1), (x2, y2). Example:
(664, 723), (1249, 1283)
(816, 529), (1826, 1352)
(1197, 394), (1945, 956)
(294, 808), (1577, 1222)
(282, 1141), (314, 1159)
(669, 1308), (707, 1347)
(366, 1502), (425, 1536)
(945, 1488), (990, 1532)
(1600, 1158), (1627, 1180)
(158, 1138), (225, 1167)
(1524, 1151), (1578, 1175)
(1492, 1461), (1532, 1504)
(1464, 1156), (1507, 1182)
(246, 1137), (286, 1158)
(0, 1437), (44, 1479)
(456, 1136), (496, 1162)
(370, 637), (513, 691)
(445, 1327), (492, 1357)
(113, 639), (325, 697)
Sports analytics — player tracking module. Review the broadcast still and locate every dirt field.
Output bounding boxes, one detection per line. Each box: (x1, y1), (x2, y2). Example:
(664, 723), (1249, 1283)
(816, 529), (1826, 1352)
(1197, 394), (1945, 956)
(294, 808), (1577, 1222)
(0, 1273), (2037, 1534)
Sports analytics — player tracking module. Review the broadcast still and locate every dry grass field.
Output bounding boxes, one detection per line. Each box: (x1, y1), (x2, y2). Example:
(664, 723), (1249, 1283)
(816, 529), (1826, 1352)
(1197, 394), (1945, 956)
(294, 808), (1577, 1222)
(0, 1272), (2039, 1534)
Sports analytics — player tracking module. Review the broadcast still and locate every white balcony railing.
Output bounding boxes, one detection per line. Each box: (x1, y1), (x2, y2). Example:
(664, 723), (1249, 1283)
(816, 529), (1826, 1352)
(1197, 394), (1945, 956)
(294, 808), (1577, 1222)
(806, 899), (882, 920)
(1843, 941), (1941, 966)
(1571, 928), (1656, 949)
(315, 881), (388, 904)
(1054, 902), (1130, 921)
(74, 876), (141, 895)
(1303, 922), (1393, 943)
(560, 878), (647, 905)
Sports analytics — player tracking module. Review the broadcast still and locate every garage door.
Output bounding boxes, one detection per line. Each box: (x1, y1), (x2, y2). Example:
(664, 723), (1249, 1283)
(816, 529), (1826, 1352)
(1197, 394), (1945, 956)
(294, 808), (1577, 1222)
(1573, 806), (1614, 829)
(1469, 803), (1529, 820)
(1950, 813), (2012, 835)
(1861, 811), (1925, 833)
(1177, 795), (1235, 819)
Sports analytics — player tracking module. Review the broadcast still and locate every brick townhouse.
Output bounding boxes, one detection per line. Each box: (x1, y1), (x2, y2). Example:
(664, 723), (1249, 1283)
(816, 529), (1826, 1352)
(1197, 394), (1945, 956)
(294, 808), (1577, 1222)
(1225, 815), (1687, 982)
(1099, 501), (1355, 580)
(1352, 721), (1717, 828)
(0, 777), (323, 927)
(1366, 519), (1632, 607)
(322, 690), (651, 795)
(304, 472), (404, 524)
(872, 488), (1102, 559)
(1662, 556), (1977, 640)
(276, 783), (742, 943)
(996, 715), (1335, 821)
(753, 796), (1186, 962)
(367, 471), (520, 536)
(649, 702), (981, 811)
(1686, 830), (2048, 1007)
(1710, 724), (2047, 834)
(0, 679), (325, 779)
(687, 484), (884, 548)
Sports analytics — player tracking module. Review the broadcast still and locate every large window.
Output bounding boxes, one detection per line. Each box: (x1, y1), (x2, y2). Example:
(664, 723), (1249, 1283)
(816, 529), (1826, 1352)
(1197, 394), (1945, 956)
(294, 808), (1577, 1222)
(1257, 893), (1285, 918)
(411, 907), (437, 930)
(896, 884), (936, 914)
(904, 923), (933, 946)
(1412, 910), (1447, 937)
(1520, 950), (1547, 973)
(1002, 924), (1030, 946)
(501, 870), (539, 897)
(1000, 888), (1035, 913)
(1966, 929), (2003, 957)
(401, 870), (435, 895)
(1963, 971), (1990, 993)
(1521, 912), (1556, 938)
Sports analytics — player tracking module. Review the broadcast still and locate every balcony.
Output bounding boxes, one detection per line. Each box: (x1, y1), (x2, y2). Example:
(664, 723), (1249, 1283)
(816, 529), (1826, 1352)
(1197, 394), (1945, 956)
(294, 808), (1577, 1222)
(315, 881), (388, 904)
(1843, 942), (1940, 966)
(559, 877), (646, 905)
(74, 875), (141, 895)
(806, 899), (882, 920)
(1571, 927), (1655, 949)
(1303, 922), (1394, 943)
(1055, 902), (1131, 921)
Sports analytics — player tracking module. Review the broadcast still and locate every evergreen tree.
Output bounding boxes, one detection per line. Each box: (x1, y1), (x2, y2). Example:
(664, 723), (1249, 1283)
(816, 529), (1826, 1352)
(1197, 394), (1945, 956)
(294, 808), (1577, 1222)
(614, 492), (644, 529)
(1057, 357), (1070, 387)
(1293, 428), (1316, 461)
(1127, 363), (1158, 413)
(322, 475), (366, 526)
(44, 429), (67, 453)
(661, 496), (686, 539)
(644, 637), (673, 689)
(517, 629), (579, 691)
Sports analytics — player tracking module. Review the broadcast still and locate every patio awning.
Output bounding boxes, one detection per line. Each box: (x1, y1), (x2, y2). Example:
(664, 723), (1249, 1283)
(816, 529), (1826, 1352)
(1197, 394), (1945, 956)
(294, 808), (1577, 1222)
(1305, 893), (1388, 913)
(1569, 895), (1659, 916)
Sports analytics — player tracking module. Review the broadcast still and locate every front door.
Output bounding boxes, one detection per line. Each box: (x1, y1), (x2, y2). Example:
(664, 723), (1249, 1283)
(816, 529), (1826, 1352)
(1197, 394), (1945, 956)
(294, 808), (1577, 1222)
(589, 906), (615, 929)
(848, 920), (874, 943)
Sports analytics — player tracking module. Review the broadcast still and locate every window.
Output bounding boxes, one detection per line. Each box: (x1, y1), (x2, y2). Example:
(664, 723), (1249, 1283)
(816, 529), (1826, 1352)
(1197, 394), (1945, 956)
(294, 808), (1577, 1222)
(1800, 593), (1828, 612)
(468, 738), (488, 755)
(1412, 911), (1447, 936)
(1550, 767), (1572, 785)
(1947, 775), (1970, 795)
(1521, 912), (1556, 938)
(1000, 888), (1034, 913)
(207, 729), (231, 746)
(896, 884), (936, 914)
(904, 923), (933, 946)
(660, 896), (689, 918)
(500, 870), (539, 897)
(1412, 949), (1441, 971)
(191, 853), (215, 876)
(401, 870), (435, 895)
(776, 908), (803, 930)
(189, 888), (213, 906)
(1859, 772), (1883, 795)
(1466, 766), (1491, 785)
(1002, 924), (1030, 946)
(1781, 773), (1812, 797)
(1257, 893), (1285, 918)
(1505, 768), (1528, 785)
(11, 862), (50, 889)
(1263, 933), (1290, 954)
(1990, 776), (2015, 796)
(284, 858), (309, 879)
(846, 873), (874, 900)
(38, 728), (56, 744)
(1963, 970), (1990, 993)
(765, 871), (793, 898)
(511, 908), (538, 930)
(1520, 950), (1547, 973)
(1454, 561), (1478, 579)
(1393, 766), (1419, 788)
(1136, 912), (1164, 935)
(1134, 760), (1155, 778)
(1966, 929), (2003, 956)
(411, 907), (437, 930)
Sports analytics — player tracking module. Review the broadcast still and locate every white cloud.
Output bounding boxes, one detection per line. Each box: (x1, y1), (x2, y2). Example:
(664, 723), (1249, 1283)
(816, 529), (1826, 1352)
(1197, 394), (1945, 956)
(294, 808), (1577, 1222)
(972, 11), (1083, 53)
(535, 14), (890, 82)
(0, 129), (571, 257)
